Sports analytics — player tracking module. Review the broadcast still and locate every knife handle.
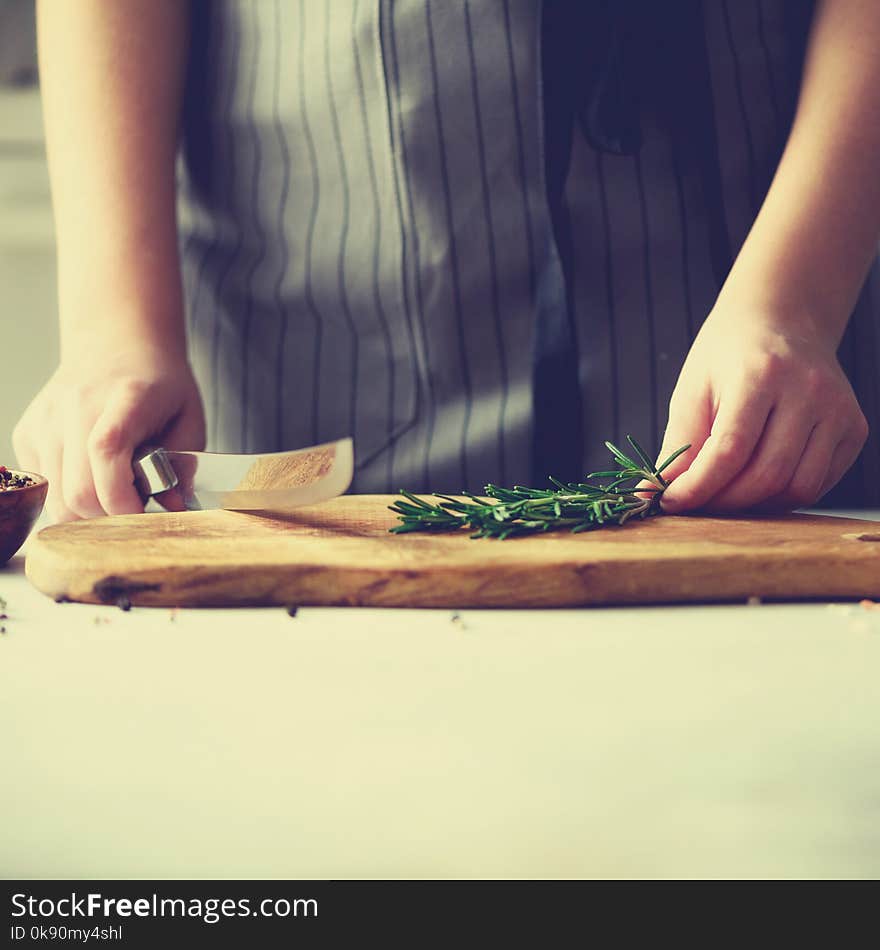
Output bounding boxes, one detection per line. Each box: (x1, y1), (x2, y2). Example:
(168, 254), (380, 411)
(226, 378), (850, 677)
(132, 448), (179, 501)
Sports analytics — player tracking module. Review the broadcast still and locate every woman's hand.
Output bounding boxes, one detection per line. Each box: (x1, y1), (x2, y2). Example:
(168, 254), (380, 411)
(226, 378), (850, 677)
(13, 346), (205, 523)
(653, 0), (880, 514)
(29, 0), (194, 523)
(656, 308), (867, 514)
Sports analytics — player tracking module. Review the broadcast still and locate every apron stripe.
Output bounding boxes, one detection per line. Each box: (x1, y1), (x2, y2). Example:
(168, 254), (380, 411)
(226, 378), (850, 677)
(355, 0), (399, 488)
(182, 3), (216, 344)
(692, 4), (733, 289)
(502, 0), (539, 483)
(425, 0), (473, 490)
(464, 0), (509, 485)
(210, 10), (243, 449)
(634, 152), (660, 458)
(384, 2), (434, 490)
(323, 0), (359, 455)
(755, 0), (783, 134)
(502, 0), (538, 298)
(670, 139), (697, 343)
(720, 0), (760, 213)
(272, 0), (292, 449)
(594, 150), (622, 446)
(240, 0), (266, 454)
(383, 0), (421, 488)
(298, 0), (325, 447)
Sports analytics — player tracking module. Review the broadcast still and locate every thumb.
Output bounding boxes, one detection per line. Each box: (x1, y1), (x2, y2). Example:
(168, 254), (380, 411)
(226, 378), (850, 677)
(650, 392), (713, 498)
(159, 387), (206, 454)
(88, 381), (190, 516)
(147, 385), (207, 512)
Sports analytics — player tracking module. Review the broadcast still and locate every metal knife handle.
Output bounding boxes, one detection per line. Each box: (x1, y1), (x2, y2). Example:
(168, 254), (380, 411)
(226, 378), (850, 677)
(132, 448), (179, 499)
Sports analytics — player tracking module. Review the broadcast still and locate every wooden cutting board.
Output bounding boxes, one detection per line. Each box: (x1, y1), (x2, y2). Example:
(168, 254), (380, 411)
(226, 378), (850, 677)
(24, 496), (880, 608)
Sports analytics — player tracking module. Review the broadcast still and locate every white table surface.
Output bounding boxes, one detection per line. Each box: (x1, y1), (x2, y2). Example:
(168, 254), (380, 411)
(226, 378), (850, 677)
(2, 511), (880, 880)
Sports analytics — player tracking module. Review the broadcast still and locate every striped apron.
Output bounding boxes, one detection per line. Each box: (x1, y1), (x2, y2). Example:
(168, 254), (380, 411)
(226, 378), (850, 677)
(178, 0), (880, 506)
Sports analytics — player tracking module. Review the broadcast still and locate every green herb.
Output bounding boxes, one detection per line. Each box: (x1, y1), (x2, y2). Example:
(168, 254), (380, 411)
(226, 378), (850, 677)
(389, 436), (689, 540)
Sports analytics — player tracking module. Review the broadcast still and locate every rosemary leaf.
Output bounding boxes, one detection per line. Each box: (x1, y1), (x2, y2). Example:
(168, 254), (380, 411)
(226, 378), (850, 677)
(388, 436), (689, 540)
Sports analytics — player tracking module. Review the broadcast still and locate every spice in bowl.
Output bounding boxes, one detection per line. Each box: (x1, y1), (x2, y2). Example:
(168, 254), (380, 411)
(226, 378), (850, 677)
(0, 467), (49, 566)
(0, 466), (36, 492)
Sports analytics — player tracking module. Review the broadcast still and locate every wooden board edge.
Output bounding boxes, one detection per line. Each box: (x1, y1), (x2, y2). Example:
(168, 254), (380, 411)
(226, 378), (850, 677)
(23, 549), (880, 609)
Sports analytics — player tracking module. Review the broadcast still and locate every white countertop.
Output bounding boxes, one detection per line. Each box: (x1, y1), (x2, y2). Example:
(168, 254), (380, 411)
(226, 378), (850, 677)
(2, 512), (880, 879)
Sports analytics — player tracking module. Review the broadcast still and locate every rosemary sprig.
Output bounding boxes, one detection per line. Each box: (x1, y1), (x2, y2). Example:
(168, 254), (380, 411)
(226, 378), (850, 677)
(389, 436), (689, 540)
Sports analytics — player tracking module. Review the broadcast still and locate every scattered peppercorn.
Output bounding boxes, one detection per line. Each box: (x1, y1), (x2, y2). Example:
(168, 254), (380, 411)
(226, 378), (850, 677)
(450, 611), (469, 630)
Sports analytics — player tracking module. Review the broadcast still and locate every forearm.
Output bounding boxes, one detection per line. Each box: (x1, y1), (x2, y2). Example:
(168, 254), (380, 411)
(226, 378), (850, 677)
(37, 0), (190, 359)
(717, 0), (880, 346)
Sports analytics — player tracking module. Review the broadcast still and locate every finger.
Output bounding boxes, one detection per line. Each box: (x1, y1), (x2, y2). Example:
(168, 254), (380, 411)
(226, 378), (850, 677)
(18, 418), (79, 524)
(153, 485), (188, 513)
(758, 422), (838, 512)
(817, 433), (867, 501)
(44, 443), (80, 525)
(704, 402), (815, 512)
(88, 385), (156, 516)
(12, 423), (40, 478)
(143, 390), (207, 512)
(62, 401), (105, 519)
(161, 395), (206, 453)
(660, 386), (773, 513)
(655, 393), (713, 486)
(634, 390), (712, 496)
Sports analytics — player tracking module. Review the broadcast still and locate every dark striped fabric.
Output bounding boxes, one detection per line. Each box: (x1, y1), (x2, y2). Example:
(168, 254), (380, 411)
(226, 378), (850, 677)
(178, 0), (880, 506)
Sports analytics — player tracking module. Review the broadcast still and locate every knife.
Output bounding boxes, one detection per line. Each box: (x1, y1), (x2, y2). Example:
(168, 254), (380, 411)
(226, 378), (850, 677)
(132, 437), (354, 512)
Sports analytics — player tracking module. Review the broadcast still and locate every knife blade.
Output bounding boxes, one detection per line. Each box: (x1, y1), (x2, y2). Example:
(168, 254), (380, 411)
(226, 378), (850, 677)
(132, 437), (354, 512)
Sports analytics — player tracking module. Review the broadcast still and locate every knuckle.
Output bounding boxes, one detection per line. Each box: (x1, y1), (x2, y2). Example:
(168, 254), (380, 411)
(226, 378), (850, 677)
(88, 422), (125, 458)
(71, 380), (96, 405)
(851, 410), (869, 443)
(117, 377), (151, 402)
(48, 503), (74, 525)
(751, 349), (785, 381)
(801, 366), (827, 400)
(64, 483), (97, 516)
(712, 431), (748, 465)
(818, 394), (845, 419)
(752, 456), (791, 496)
(786, 483), (819, 509)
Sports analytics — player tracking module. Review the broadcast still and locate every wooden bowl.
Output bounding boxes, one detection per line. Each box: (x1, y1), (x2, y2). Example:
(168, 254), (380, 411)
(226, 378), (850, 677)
(0, 471), (49, 566)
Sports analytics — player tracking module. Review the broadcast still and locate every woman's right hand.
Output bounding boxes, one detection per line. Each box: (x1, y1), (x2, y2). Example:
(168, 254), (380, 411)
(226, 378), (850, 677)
(13, 347), (205, 523)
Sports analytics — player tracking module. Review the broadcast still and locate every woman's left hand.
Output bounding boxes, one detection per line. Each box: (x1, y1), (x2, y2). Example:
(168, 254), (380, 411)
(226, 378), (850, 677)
(655, 306), (868, 514)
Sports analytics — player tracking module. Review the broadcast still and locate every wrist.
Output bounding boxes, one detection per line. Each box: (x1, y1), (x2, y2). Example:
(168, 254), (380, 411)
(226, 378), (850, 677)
(58, 275), (187, 365)
(711, 280), (846, 351)
(56, 211), (186, 349)
(60, 314), (188, 368)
